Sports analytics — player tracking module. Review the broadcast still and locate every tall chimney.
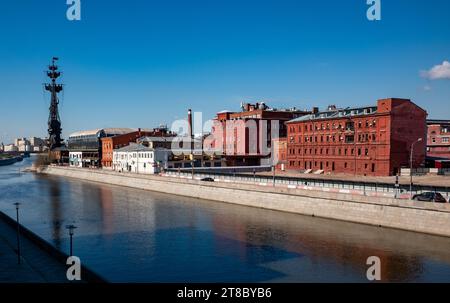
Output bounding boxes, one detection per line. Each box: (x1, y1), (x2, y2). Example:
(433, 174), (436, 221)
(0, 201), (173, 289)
(188, 109), (193, 139)
(188, 109), (194, 154)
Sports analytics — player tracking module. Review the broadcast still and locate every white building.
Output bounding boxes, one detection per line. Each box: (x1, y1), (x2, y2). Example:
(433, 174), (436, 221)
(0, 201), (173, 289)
(69, 152), (83, 168)
(4, 144), (18, 152)
(18, 144), (32, 152)
(113, 143), (170, 174)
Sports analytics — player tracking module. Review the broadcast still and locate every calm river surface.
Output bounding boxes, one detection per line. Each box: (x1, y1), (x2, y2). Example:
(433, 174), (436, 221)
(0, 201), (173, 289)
(1, 156), (450, 282)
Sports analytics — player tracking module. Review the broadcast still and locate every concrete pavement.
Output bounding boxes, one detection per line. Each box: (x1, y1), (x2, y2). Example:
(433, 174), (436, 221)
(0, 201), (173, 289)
(0, 216), (68, 283)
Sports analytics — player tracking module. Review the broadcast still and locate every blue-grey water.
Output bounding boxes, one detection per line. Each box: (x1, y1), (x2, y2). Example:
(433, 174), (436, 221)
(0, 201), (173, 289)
(1, 156), (450, 282)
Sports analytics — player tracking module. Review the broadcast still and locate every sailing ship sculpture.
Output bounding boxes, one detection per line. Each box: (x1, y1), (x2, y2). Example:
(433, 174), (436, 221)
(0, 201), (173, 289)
(45, 57), (64, 150)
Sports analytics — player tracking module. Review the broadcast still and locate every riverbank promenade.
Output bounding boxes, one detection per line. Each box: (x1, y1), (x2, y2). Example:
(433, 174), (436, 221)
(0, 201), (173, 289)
(0, 215), (68, 283)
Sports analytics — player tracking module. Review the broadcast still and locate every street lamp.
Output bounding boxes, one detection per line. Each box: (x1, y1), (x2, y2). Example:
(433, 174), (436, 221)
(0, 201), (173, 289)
(13, 202), (21, 264)
(65, 224), (77, 256)
(410, 138), (423, 199)
(272, 165), (276, 187)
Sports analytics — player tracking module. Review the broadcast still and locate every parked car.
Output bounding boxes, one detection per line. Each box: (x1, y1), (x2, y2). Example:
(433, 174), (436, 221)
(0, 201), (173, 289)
(200, 177), (215, 182)
(412, 192), (448, 203)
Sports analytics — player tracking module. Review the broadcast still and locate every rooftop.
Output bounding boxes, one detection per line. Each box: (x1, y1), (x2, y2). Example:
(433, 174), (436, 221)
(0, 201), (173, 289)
(115, 143), (156, 152)
(69, 128), (135, 138)
(287, 105), (378, 124)
(137, 136), (175, 143)
(427, 120), (450, 125)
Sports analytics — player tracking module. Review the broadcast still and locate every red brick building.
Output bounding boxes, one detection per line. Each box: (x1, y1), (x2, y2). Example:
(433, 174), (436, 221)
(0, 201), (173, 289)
(272, 137), (288, 171)
(210, 102), (309, 166)
(285, 98), (427, 176)
(101, 128), (173, 168)
(427, 120), (450, 159)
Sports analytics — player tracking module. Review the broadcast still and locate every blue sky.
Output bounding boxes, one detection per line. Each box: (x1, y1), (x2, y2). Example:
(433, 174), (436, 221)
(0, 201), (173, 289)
(0, 0), (449, 143)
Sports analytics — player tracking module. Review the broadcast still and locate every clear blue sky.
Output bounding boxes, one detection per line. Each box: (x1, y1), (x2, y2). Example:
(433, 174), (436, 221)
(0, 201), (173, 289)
(1, 0), (449, 143)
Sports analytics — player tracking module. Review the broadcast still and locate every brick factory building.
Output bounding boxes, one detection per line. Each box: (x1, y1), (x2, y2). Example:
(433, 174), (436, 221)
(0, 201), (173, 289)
(210, 102), (310, 166)
(272, 137), (288, 171)
(285, 98), (427, 176)
(426, 120), (450, 160)
(101, 127), (174, 168)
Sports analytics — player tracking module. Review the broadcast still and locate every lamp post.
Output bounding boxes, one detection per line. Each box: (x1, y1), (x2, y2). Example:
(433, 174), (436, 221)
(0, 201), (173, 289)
(13, 202), (21, 264)
(410, 138), (423, 199)
(65, 224), (77, 256)
(272, 165), (276, 187)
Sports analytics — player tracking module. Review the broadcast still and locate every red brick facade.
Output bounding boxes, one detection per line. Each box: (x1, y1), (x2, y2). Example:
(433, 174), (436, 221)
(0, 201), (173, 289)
(427, 120), (450, 159)
(285, 98), (427, 176)
(210, 103), (309, 166)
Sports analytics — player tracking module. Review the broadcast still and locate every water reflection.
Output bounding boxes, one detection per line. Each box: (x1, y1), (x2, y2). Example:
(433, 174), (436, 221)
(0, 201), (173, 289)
(48, 178), (62, 250)
(1, 158), (450, 282)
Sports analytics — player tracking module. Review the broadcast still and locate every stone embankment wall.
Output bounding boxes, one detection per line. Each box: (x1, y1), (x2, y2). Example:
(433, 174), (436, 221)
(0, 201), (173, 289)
(40, 166), (450, 237)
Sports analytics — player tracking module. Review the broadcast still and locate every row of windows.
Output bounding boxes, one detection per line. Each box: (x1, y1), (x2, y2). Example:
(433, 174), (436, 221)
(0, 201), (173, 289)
(288, 119), (377, 133)
(113, 152), (154, 160)
(288, 147), (371, 156)
(289, 133), (377, 144)
(430, 137), (450, 143)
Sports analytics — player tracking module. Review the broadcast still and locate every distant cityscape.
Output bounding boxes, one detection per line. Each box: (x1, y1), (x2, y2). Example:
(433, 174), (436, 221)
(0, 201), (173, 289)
(0, 137), (48, 153)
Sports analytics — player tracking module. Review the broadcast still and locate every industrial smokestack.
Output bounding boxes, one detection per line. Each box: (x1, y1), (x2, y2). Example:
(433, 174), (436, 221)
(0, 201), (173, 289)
(188, 109), (193, 139)
(188, 109), (194, 154)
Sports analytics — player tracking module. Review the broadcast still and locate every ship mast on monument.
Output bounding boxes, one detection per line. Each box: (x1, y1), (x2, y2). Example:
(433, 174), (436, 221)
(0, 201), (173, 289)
(45, 57), (64, 150)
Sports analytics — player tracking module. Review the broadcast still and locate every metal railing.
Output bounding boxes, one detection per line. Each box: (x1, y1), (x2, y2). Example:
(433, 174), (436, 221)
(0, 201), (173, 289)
(165, 169), (450, 199)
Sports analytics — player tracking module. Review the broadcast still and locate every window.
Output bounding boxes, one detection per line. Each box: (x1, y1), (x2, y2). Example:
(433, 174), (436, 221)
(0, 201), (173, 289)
(345, 135), (355, 143)
(432, 138), (436, 143)
(443, 138), (450, 143)
(365, 148), (369, 156)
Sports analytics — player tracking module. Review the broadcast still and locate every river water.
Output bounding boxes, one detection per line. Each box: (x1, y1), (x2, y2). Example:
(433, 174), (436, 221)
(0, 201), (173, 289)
(1, 156), (450, 282)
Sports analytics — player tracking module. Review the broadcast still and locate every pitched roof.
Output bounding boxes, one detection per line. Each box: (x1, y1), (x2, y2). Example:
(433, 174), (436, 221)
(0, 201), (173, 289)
(115, 143), (154, 152)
